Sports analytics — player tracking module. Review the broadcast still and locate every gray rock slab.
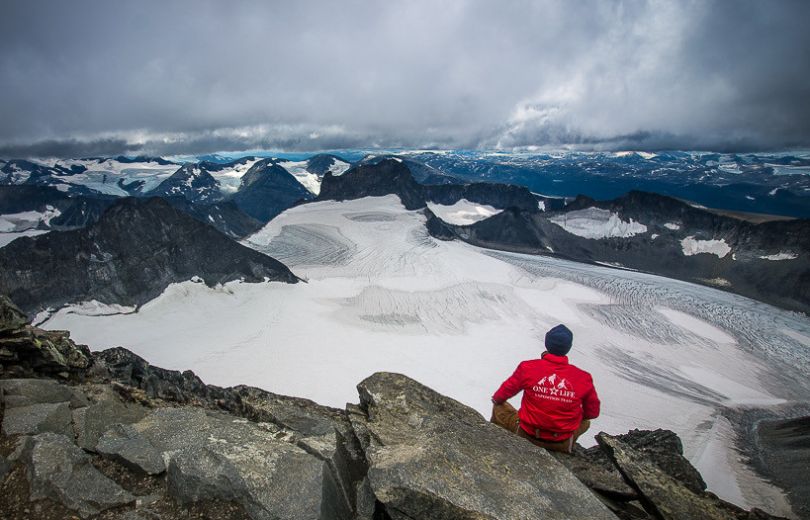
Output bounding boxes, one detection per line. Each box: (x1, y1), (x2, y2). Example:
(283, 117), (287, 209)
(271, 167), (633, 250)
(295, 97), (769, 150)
(2, 401), (72, 436)
(597, 434), (751, 520)
(0, 295), (27, 332)
(231, 385), (366, 517)
(96, 423), (165, 475)
(72, 395), (149, 451)
(0, 378), (88, 409)
(133, 407), (343, 520)
(552, 450), (637, 500)
(15, 432), (134, 518)
(351, 372), (616, 520)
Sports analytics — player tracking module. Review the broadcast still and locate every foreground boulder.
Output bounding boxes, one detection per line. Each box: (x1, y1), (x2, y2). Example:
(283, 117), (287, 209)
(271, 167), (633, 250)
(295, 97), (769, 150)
(350, 372), (616, 520)
(12, 432), (134, 518)
(597, 434), (786, 520)
(136, 407), (338, 520)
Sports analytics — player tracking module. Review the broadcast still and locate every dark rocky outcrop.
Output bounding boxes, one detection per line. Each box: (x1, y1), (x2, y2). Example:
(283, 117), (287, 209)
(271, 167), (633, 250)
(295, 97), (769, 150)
(304, 154), (351, 177)
(596, 434), (783, 520)
(749, 414), (810, 520)
(161, 196), (265, 238)
(148, 163), (225, 204)
(0, 197), (299, 315)
(0, 300), (92, 380)
(233, 160), (315, 222)
(0, 185), (116, 230)
(318, 159), (427, 210)
(0, 184), (262, 239)
(0, 299), (796, 520)
(318, 158), (541, 213)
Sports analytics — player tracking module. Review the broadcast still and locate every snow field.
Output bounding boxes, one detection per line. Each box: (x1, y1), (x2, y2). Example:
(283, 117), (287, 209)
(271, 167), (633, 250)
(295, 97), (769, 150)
(550, 207), (647, 239)
(208, 158), (262, 194)
(278, 160), (323, 195)
(681, 236), (732, 258)
(426, 199), (503, 226)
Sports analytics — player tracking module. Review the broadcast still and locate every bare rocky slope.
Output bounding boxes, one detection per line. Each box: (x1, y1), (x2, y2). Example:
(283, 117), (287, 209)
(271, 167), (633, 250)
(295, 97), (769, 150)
(0, 296), (794, 520)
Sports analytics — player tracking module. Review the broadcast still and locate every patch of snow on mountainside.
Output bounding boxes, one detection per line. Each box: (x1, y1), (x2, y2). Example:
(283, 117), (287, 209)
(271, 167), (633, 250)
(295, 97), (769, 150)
(550, 207), (647, 239)
(280, 160), (322, 195)
(664, 222), (681, 230)
(209, 158), (261, 194)
(0, 206), (61, 232)
(681, 236), (732, 258)
(427, 199), (502, 225)
(0, 229), (49, 248)
(537, 200), (545, 211)
(759, 252), (798, 261)
(44, 195), (810, 516)
(327, 159), (351, 177)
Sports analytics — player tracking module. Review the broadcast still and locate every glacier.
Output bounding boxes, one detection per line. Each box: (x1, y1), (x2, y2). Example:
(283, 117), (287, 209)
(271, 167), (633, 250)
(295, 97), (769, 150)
(43, 194), (810, 516)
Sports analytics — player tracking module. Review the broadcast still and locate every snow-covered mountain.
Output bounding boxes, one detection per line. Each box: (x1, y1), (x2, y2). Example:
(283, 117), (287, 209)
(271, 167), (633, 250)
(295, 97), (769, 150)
(232, 159), (315, 221)
(149, 163), (226, 204)
(41, 193), (810, 516)
(11, 156), (180, 196)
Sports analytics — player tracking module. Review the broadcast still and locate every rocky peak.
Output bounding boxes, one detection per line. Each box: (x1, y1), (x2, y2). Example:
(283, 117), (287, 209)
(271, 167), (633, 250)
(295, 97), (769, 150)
(233, 160), (314, 222)
(318, 158), (426, 210)
(149, 163), (224, 204)
(305, 154), (351, 177)
(318, 158), (539, 214)
(0, 197), (299, 314)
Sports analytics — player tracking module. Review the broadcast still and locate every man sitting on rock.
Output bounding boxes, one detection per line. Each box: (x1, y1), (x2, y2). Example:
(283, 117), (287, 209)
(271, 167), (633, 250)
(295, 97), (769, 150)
(491, 324), (600, 453)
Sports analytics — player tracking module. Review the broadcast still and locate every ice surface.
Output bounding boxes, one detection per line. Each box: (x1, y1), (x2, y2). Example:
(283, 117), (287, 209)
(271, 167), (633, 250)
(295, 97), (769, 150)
(681, 236), (732, 258)
(550, 207), (647, 239)
(208, 158), (261, 194)
(759, 252), (798, 261)
(327, 159), (351, 177)
(44, 195), (810, 515)
(426, 199), (502, 225)
(279, 160), (322, 195)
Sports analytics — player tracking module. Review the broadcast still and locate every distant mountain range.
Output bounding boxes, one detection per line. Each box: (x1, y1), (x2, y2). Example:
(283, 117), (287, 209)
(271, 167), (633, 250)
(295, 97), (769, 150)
(1, 151), (807, 314)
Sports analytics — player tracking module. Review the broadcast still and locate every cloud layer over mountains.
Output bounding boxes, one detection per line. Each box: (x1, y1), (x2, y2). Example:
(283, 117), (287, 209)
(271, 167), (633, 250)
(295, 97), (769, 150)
(2, 0), (809, 156)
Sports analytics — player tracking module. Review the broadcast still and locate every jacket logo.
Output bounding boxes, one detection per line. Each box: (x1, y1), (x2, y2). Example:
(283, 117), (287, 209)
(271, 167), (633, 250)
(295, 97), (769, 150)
(532, 373), (576, 402)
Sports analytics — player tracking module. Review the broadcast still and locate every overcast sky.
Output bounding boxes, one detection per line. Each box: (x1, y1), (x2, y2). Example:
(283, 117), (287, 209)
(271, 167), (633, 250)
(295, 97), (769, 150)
(2, 0), (809, 157)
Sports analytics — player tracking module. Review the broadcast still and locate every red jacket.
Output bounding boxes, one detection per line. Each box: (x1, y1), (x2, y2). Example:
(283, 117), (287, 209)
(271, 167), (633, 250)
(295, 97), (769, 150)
(493, 353), (600, 441)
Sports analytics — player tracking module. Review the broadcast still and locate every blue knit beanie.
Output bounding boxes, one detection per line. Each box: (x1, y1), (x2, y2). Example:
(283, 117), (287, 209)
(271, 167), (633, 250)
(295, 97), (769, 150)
(545, 324), (573, 356)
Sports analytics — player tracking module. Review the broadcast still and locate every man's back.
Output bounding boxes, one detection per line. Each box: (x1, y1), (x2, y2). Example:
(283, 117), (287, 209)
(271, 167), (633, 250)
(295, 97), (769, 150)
(492, 352), (599, 439)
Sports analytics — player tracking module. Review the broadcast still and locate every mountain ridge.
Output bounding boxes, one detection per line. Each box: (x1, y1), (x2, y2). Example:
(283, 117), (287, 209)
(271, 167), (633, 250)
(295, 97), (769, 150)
(0, 197), (299, 315)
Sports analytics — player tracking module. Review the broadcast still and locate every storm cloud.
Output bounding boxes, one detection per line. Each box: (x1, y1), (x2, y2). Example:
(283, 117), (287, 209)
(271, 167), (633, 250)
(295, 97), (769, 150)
(2, 0), (809, 156)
